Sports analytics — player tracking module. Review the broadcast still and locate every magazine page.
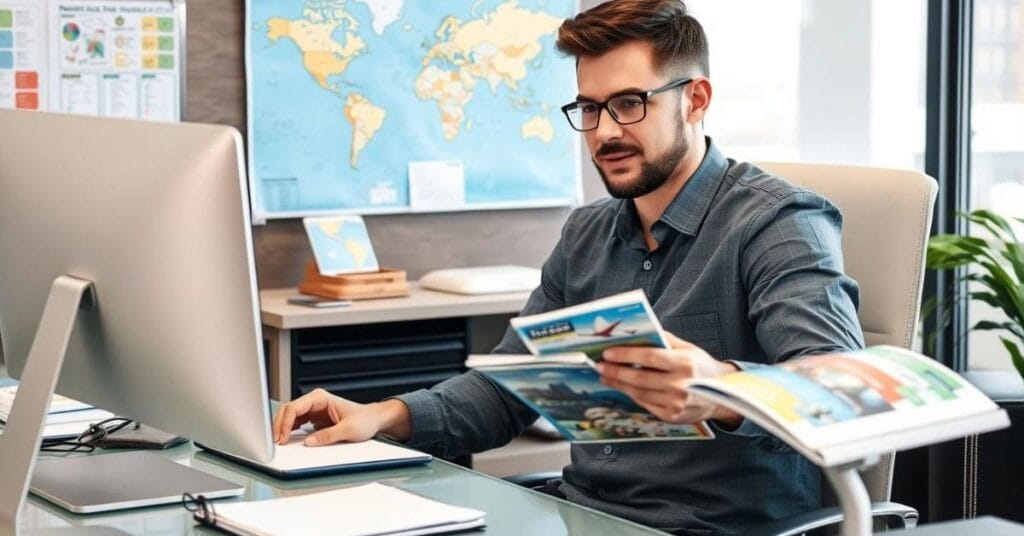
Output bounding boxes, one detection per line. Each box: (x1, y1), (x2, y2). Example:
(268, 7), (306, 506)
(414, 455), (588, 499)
(686, 346), (1005, 464)
(509, 289), (669, 361)
(468, 356), (713, 442)
(465, 353), (590, 369)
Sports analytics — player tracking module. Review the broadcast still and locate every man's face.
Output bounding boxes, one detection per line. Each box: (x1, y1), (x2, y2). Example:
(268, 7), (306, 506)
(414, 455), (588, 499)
(576, 41), (692, 199)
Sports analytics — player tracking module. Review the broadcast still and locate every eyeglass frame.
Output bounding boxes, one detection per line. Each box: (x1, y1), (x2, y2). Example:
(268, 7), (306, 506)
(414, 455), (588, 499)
(38, 417), (140, 453)
(560, 77), (694, 132)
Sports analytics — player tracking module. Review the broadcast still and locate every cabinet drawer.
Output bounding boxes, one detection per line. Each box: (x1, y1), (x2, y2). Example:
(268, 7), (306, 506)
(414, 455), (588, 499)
(294, 338), (465, 379)
(289, 317), (470, 401)
(298, 369), (460, 403)
(293, 318), (467, 350)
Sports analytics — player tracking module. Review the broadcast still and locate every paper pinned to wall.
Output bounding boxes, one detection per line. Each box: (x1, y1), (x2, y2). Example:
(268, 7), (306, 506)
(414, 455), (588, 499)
(408, 160), (466, 212)
(0, 0), (184, 121)
(49, 0), (183, 120)
(0, 1), (46, 111)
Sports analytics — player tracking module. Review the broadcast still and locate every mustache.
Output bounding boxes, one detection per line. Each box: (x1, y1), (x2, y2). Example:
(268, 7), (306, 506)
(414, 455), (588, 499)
(596, 143), (642, 158)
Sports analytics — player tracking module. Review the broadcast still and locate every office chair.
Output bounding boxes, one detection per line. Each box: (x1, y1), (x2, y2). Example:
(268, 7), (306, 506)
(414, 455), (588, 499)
(506, 162), (939, 535)
(739, 162), (938, 534)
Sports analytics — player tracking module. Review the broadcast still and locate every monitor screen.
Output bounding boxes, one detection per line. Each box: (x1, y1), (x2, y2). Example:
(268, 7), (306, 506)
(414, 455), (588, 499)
(0, 110), (272, 463)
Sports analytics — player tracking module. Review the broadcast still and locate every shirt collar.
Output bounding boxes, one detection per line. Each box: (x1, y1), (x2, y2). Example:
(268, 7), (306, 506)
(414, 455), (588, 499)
(658, 137), (727, 237)
(612, 137), (728, 243)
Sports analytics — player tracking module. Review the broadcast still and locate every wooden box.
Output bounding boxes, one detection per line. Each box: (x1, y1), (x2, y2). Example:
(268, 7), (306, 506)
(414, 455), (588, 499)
(298, 261), (410, 300)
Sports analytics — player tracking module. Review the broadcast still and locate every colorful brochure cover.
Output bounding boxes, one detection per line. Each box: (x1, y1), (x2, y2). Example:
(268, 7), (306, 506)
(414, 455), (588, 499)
(510, 289), (669, 361)
(686, 345), (1010, 466)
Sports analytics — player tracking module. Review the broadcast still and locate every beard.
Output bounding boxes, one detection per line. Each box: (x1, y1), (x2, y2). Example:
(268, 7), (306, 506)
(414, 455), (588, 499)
(594, 123), (689, 199)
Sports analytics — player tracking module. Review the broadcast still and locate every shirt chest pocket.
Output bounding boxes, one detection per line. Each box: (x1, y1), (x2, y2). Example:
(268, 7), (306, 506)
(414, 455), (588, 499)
(661, 312), (726, 359)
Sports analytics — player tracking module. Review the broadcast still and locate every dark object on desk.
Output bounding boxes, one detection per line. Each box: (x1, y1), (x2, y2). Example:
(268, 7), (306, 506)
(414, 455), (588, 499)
(286, 295), (353, 308)
(93, 423), (188, 450)
(39, 418), (185, 453)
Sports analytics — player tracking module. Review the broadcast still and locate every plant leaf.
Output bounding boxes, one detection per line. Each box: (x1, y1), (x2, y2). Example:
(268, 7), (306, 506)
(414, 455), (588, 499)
(967, 209), (1019, 243)
(971, 321), (1024, 340)
(1000, 338), (1024, 382)
(1001, 242), (1024, 286)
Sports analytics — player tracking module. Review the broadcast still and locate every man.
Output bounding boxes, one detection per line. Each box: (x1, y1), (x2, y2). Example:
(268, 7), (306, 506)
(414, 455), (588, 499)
(273, 1), (864, 533)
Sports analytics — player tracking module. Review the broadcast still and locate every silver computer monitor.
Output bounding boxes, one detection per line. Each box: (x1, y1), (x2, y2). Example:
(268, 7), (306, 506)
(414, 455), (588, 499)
(0, 109), (273, 464)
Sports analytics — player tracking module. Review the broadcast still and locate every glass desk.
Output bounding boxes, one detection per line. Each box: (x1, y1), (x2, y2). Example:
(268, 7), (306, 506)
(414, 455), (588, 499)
(18, 443), (667, 535)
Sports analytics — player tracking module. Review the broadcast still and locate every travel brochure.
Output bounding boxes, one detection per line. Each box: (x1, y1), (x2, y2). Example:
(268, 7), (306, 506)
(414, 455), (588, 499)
(469, 290), (715, 442)
(509, 289), (669, 361)
(472, 290), (1009, 454)
(686, 345), (1010, 466)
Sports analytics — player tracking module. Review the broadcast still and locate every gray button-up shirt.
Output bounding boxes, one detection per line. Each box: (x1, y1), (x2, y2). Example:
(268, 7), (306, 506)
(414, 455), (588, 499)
(397, 139), (864, 535)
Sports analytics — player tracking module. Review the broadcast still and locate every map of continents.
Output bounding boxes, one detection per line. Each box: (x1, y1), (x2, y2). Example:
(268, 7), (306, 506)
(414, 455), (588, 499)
(307, 218), (378, 273)
(248, 0), (579, 221)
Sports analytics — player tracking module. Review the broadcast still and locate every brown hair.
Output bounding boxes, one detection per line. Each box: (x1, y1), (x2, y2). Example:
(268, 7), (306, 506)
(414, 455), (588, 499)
(556, 0), (710, 77)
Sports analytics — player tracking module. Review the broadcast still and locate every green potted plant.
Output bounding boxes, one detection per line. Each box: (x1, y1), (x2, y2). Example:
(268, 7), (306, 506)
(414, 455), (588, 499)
(924, 209), (1024, 523)
(925, 209), (1024, 379)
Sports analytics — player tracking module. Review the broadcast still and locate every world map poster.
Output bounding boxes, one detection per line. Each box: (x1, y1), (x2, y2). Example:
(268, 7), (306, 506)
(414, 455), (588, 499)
(247, 0), (581, 222)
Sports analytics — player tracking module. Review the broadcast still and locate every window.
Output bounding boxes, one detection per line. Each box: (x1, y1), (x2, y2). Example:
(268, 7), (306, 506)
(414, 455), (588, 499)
(967, 0), (1024, 371)
(687, 0), (928, 169)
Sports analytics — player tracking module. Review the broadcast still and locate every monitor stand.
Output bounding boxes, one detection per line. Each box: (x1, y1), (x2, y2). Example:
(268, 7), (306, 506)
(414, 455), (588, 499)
(0, 276), (243, 535)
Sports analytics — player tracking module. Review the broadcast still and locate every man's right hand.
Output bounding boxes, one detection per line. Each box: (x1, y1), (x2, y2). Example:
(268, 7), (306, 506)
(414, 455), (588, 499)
(272, 388), (412, 447)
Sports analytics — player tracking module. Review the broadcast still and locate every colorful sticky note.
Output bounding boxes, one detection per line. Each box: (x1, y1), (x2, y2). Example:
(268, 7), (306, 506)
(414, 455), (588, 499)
(158, 17), (174, 32)
(0, 10), (12, 29)
(158, 54), (174, 69)
(15, 71), (37, 89)
(15, 92), (38, 110)
(0, 30), (12, 48)
(158, 36), (173, 51)
(0, 51), (13, 69)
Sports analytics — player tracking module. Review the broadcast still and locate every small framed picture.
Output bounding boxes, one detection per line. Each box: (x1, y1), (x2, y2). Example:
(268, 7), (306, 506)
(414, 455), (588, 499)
(302, 215), (380, 275)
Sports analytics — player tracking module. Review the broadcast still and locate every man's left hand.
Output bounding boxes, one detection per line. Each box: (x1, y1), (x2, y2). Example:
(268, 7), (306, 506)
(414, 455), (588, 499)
(598, 332), (742, 426)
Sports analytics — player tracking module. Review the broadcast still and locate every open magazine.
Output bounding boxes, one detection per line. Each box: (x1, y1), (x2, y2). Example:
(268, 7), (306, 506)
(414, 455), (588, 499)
(685, 345), (1010, 467)
(468, 290), (714, 442)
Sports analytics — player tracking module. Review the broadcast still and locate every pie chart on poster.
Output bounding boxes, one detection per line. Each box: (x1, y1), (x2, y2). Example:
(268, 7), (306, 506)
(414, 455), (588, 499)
(62, 22), (80, 42)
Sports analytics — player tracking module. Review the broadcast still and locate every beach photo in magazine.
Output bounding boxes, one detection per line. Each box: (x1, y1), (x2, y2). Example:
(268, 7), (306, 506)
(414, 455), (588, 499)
(482, 365), (712, 442)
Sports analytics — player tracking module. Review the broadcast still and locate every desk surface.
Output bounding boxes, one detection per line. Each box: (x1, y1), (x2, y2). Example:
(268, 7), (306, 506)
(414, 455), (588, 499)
(19, 444), (665, 535)
(260, 285), (531, 330)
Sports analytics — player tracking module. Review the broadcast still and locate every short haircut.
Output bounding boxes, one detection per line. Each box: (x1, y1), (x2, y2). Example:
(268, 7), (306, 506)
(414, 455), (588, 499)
(555, 0), (710, 78)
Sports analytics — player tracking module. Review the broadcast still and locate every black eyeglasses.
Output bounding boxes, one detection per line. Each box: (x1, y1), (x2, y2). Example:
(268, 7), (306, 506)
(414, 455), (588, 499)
(39, 417), (139, 453)
(561, 78), (693, 132)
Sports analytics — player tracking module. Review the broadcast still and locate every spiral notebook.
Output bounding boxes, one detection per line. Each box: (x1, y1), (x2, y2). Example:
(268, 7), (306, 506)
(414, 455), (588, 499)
(186, 482), (485, 536)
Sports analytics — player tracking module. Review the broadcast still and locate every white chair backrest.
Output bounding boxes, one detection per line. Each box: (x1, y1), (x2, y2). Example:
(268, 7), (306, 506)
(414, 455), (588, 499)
(756, 162), (939, 502)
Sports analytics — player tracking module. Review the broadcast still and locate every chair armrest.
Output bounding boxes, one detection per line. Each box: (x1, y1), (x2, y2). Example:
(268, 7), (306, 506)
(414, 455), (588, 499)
(743, 501), (919, 536)
(502, 471), (562, 489)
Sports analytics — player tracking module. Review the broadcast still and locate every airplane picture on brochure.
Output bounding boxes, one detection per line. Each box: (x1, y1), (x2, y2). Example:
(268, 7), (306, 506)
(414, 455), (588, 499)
(581, 317), (637, 337)
(513, 299), (668, 362)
